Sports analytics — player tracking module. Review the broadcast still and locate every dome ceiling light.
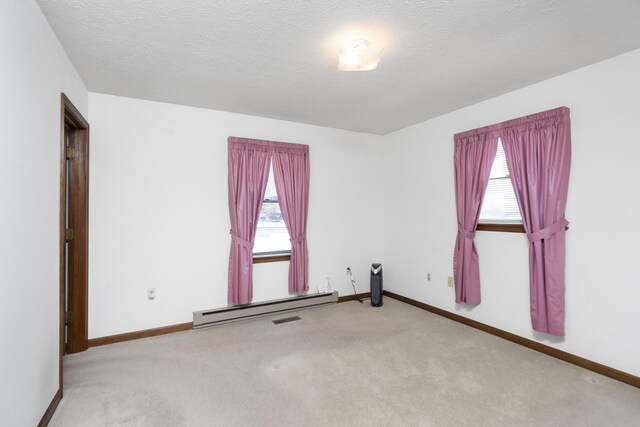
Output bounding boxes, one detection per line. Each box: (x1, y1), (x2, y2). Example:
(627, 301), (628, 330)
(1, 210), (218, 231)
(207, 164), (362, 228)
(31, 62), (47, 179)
(338, 39), (384, 71)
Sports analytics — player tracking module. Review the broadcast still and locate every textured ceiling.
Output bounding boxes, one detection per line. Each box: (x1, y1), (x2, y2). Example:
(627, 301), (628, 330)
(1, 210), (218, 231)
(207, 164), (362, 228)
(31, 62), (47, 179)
(37, 0), (640, 135)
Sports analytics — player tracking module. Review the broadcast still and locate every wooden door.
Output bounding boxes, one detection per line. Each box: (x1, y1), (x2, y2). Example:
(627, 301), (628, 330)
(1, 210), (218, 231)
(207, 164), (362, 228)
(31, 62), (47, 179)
(59, 94), (90, 390)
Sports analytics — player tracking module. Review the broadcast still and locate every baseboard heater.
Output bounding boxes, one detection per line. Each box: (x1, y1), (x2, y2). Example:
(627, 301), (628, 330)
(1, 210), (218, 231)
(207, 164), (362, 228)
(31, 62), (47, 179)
(193, 291), (339, 328)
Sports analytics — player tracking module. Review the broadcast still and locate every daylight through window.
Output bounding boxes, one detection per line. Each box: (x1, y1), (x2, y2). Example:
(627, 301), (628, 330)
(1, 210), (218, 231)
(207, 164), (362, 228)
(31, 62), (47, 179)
(253, 163), (291, 256)
(479, 138), (522, 224)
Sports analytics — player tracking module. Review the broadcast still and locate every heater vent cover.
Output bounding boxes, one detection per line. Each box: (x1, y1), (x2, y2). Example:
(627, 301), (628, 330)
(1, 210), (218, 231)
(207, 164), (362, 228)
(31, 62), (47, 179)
(272, 316), (301, 325)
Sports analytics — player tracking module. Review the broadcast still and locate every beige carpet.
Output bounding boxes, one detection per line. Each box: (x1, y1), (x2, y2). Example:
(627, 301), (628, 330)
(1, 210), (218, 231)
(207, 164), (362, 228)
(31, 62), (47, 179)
(50, 298), (640, 426)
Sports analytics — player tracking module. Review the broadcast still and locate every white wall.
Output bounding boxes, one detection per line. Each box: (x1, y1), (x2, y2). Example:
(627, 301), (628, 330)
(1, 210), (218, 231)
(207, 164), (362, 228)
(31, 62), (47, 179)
(0, 1), (88, 425)
(383, 48), (640, 376)
(88, 93), (384, 338)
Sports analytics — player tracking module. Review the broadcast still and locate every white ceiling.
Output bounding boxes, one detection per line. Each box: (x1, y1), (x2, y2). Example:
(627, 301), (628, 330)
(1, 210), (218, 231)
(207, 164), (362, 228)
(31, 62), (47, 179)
(37, 0), (640, 135)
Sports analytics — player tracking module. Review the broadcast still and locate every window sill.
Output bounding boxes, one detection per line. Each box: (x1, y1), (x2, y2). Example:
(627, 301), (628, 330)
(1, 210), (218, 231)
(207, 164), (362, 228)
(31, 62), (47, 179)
(253, 254), (291, 264)
(476, 223), (525, 233)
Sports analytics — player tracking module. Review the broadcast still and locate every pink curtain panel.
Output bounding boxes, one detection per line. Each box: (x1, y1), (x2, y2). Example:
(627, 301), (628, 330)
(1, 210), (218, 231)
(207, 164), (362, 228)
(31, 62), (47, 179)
(272, 143), (310, 294)
(501, 107), (571, 336)
(227, 138), (271, 305)
(453, 131), (499, 304)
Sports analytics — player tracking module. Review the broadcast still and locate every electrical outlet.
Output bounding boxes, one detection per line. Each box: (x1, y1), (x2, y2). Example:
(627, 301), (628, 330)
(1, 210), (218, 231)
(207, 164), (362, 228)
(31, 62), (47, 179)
(147, 288), (156, 300)
(427, 272), (432, 282)
(447, 276), (454, 287)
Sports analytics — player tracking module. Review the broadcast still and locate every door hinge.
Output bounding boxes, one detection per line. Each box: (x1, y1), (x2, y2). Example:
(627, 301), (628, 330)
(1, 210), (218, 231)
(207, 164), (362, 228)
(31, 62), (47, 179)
(66, 146), (75, 159)
(65, 228), (74, 241)
(65, 311), (73, 325)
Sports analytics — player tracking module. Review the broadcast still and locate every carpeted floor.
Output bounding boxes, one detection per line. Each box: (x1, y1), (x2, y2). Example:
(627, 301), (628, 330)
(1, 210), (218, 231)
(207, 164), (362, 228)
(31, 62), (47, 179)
(50, 298), (640, 426)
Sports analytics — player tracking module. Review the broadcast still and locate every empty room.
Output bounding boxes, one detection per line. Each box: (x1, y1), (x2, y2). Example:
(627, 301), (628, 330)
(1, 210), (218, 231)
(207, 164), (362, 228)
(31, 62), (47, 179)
(2, 0), (640, 425)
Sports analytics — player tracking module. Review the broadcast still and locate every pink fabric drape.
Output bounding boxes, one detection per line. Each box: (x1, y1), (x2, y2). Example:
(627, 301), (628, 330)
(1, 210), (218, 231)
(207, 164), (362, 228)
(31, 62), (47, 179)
(453, 132), (499, 304)
(272, 143), (310, 293)
(227, 138), (271, 305)
(500, 107), (571, 336)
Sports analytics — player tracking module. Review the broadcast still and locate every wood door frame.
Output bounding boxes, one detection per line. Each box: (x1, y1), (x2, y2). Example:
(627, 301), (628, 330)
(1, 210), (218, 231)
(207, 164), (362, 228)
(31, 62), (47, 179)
(59, 94), (90, 393)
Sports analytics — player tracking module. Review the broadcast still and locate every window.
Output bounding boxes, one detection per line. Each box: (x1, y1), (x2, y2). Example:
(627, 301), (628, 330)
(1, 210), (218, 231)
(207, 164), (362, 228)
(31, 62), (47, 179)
(478, 138), (523, 232)
(253, 162), (291, 257)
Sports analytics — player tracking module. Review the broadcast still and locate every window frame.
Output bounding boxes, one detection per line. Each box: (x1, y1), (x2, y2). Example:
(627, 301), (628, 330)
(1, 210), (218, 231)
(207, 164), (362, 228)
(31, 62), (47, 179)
(476, 223), (525, 233)
(253, 253), (291, 264)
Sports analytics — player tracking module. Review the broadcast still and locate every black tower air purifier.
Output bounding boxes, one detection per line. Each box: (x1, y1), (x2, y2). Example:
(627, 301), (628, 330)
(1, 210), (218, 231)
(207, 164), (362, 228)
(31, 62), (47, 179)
(370, 263), (383, 307)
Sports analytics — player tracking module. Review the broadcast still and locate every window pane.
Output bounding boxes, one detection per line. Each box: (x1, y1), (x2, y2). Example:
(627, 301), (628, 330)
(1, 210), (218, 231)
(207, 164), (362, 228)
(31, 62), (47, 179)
(254, 164), (291, 255)
(479, 139), (522, 224)
(489, 138), (510, 179)
(480, 178), (521, 222)
(263, 168), (278, 202)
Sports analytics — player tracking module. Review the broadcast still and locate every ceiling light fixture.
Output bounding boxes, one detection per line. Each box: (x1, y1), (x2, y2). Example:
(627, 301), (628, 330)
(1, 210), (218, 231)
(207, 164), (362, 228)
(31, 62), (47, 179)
(338, 39), (384, 71)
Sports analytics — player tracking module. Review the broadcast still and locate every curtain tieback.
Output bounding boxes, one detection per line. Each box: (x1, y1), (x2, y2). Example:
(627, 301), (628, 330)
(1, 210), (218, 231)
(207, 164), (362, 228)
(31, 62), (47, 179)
(457, 223), (475, 240)
(231, 233), (254, 249)
(527, 218), (569, 243)
(290, 235), (306, 245)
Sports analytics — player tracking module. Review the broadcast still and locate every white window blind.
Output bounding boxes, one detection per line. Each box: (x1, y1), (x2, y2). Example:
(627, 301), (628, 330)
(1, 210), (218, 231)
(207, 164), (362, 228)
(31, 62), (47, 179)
(479, 139), (522, 224)
(253, 163), (291, 255)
